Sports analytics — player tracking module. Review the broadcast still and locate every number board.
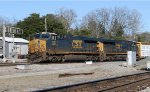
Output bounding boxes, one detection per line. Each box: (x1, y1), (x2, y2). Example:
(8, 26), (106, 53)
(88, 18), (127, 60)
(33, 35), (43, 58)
(115, 44), (121, 49)
(72, 40), (82, 48)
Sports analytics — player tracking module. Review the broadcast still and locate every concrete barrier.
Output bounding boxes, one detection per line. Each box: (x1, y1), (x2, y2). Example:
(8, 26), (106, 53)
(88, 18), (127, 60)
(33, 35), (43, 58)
(16, 65), (29, 70)
(127, 51), (136, 67)
(147, 61), (150, 70)
(85, 61), (93, 64)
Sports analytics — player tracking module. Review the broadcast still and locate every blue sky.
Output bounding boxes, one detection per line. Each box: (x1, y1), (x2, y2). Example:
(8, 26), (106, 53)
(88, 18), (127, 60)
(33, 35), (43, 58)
(0, 0), (149, 32)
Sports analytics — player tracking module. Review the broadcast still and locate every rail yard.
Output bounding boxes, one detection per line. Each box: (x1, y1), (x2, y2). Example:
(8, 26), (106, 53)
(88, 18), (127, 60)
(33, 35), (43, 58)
(0, 31), (150, 92)
(0, 58), (149, 92)
(34, 72), (150, 92)
(0, 1), (150, 92)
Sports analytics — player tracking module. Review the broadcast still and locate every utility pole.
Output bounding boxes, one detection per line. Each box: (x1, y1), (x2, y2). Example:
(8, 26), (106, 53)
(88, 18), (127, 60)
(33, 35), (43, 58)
(2, 24), (6, 62)
(45, 17), (47, 32)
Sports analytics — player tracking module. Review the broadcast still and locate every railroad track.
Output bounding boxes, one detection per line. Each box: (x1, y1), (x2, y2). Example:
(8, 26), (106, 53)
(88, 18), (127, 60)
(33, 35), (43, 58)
(33, 72), (150, 92)
(0, 62), (30, 67)
(0, 61), (89, 66)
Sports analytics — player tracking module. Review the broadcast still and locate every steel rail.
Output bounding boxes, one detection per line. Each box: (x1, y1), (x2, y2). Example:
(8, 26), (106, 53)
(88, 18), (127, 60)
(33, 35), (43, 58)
(32, 72), (150, 92)
(0, 62), (30, 67)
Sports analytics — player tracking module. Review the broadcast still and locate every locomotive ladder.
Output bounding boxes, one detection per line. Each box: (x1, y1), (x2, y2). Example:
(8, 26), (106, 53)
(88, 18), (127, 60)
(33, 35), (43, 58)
(97, 41), (105, 61)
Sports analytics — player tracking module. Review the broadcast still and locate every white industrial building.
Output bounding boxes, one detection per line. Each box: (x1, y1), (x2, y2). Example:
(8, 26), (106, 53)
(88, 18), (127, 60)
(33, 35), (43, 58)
(0, 37), (29, 59)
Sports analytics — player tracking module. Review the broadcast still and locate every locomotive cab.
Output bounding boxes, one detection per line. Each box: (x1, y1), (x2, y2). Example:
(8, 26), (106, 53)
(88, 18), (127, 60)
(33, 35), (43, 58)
(28, 32), (57, 54)
(28, 32), (58, 62)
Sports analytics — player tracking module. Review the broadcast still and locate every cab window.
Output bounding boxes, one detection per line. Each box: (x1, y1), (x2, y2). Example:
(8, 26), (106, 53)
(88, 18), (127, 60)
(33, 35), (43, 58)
(51, 35), (57, 40)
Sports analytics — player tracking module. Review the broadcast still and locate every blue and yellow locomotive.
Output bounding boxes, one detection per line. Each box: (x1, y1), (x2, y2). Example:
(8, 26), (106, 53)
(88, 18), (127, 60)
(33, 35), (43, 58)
(28, 32), (137, 63)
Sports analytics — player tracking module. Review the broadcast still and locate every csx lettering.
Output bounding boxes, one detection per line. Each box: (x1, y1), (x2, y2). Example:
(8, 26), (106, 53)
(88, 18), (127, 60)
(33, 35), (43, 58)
(72, 40), (82, 48)
(116, 44), (121, 49)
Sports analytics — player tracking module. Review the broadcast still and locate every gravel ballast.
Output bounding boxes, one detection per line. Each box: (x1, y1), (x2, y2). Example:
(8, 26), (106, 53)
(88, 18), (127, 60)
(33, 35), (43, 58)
(0, 59), (149, 92)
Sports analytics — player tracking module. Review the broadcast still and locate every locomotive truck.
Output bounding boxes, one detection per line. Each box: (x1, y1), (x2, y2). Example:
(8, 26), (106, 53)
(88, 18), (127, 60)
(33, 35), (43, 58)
(28, 32), (138, 63)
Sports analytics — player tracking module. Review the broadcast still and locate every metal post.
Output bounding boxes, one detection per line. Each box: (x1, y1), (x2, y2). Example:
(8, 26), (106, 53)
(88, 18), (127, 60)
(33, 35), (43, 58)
(2, 24), (6, 62)
(12, 33), (15, 63)
(10, 34), (13, 54)
(45, 18), (47, 32)
(12, 34), (14, 51)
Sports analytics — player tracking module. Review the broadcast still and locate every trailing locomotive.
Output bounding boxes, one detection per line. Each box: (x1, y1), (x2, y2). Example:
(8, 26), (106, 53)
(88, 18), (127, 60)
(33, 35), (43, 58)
(28, 32), (137, 63)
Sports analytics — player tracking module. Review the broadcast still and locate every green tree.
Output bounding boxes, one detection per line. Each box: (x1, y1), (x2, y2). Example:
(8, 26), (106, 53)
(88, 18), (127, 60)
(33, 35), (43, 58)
(136, 32), (150, 42)
(16, 13), (66, 40)
(80, 29), (91, 37)
(42, 14), (66, 34)
(74, 29), (91, 37)
(16, 13), (43, 39)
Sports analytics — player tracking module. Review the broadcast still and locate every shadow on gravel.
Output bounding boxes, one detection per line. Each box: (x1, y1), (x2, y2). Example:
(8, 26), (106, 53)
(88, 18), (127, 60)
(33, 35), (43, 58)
(138, 68), (150, 71)
(36, 60), (92, 65)
(59, 72), (94, 78)
(34, 60), (126, 65)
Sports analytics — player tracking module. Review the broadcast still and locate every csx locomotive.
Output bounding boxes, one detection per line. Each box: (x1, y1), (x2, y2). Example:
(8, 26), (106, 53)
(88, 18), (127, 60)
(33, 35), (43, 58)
(28, 32), (140, 63)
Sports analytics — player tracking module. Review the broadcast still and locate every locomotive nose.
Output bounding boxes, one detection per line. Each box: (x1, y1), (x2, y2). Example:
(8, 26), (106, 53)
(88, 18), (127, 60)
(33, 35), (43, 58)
(29, 39), (39, 53)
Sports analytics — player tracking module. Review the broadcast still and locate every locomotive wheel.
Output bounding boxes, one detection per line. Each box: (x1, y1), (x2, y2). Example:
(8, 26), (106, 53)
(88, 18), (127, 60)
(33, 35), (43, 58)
(99, 57), (103, 62)
(61, 56), (65, 62)
(99, 54), (104, 62)
(111, 57), (115, 61)
(121, 57), (125, 61)
(96, 56), (100, 61)
(91, 56), (95, 61)
(136, 56), (140, 61)
(57, 56), (62, 62)
(29, 55), (36, 63)
(28, 58), (33, 63)
(92, 56), (98, 61)
(108, 57), (111, 61)
(86, 56), (90, 61)
(51, 57), (58, 62)
(95, 56), (99, 61)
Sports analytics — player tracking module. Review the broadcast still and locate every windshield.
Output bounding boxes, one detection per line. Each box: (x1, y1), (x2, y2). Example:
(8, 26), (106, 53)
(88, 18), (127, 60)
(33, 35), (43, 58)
(41, 34), (50, 39)
(34, 34), (41, 39)
(34, 34), (50, 39)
